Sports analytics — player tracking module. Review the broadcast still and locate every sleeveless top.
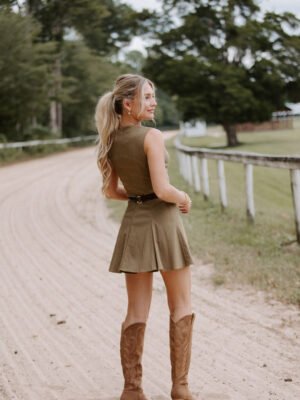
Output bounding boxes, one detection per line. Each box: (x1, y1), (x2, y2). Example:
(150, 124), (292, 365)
(108, 125), (168, 196)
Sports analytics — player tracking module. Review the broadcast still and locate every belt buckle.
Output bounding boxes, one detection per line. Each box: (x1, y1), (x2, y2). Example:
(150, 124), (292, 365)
(136, 195), (143, 205)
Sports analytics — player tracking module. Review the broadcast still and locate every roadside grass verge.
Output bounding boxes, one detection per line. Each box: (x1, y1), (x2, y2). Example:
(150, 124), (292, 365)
(107, 125), (300, 305)
(0, 140), (95, 167)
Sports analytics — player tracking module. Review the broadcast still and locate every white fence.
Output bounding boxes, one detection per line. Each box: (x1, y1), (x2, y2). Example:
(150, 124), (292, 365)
(0, 135), (97, 150)
(175, 138), (300, 244)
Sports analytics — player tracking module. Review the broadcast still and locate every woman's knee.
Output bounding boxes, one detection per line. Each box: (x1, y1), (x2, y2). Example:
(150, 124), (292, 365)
(160, 269), (192, 319)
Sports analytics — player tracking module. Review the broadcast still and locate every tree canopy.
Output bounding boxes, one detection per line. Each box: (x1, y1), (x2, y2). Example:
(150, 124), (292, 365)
(2, 0), (298, 143)
(0, 0), (154, 140)
(0, 10), (53, 140)
(143, 0), (300, 146)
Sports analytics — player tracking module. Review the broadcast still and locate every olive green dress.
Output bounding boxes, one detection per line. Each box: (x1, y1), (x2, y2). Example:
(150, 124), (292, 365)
(108, 125), (193, 273)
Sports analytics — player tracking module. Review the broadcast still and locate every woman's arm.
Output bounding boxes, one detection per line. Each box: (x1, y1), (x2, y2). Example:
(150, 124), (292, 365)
(144, 128), (191, 212)
(105, 167), (128, 200)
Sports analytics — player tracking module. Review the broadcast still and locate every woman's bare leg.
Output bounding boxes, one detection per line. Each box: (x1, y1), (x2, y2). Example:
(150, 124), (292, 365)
(160, 266), (192, 322)
(123, 271), (153, 329)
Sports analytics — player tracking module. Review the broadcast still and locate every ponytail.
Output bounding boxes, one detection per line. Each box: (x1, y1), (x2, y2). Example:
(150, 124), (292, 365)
(95, 74), (155, 196)
(95, 92), (120, 194)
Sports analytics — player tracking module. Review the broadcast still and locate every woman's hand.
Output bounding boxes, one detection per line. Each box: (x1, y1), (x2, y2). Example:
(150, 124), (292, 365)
(178, 192), (192, 214)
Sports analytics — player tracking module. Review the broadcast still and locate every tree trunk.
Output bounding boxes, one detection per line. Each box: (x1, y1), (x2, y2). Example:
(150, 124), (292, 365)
(223, 124), (240, 147)
(50, 101), (58, 135)
(25, 1), (31, 16)
(49, 56), (62, 136)
(32, 116), (37, 128)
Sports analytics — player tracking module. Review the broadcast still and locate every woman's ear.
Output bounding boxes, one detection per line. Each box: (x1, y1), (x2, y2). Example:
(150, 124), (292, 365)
(123, 98), (132, 114)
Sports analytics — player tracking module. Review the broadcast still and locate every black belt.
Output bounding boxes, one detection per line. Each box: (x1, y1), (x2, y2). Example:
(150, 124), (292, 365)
(128, 192), (157, 204)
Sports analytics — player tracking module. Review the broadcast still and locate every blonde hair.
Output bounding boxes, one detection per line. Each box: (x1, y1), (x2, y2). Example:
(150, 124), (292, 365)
(95, 74), (155, 194)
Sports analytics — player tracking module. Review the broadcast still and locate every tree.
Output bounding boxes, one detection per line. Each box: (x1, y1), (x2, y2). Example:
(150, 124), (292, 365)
(28, 0), (138, 136)
(61, 40), (125, 136)
(123, 50), (146, 73)
(121, 49), (179, 127)
(143, 0), (300, 146)
(0, 10), (53, 140)
(1, 0), (145, 136)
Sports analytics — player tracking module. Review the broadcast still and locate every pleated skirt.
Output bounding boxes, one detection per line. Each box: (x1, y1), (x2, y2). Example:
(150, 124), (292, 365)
(109, 198), (193, 273)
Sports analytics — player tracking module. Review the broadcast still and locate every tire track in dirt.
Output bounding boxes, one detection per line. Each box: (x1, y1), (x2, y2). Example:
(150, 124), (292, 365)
(0, 161), (101, 399)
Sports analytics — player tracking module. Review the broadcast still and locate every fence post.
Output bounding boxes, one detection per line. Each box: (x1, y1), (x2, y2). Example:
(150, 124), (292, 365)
(191, 155), (201, 192)
(180, 152), (186, 179)
(201, 158), (210, 200)
(217, 160), (227, 210)
(245, 163), (255, 222)
(177, 150), (183, 176)
(186, 155), (193, 186)
(290, 169), (300, 244)
(181, 153), (188, 181)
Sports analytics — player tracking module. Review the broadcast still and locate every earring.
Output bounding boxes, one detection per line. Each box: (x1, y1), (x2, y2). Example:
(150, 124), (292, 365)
(128, 110), (131, 115)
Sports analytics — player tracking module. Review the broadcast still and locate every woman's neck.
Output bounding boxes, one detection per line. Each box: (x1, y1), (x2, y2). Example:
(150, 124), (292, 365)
(120, 114), (142, 128)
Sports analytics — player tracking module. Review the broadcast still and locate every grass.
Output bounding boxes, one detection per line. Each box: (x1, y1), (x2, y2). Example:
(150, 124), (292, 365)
(181, 117), (300, 155)
(0, 140), (94, 167)
(107, 121), (300, 306)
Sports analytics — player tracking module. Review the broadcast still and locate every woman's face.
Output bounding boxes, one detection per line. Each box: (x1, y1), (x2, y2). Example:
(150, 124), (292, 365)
(132, 81), (157, 121)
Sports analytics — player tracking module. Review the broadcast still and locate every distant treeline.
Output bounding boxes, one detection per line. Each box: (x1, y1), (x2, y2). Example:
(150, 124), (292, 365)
(1, 1), (300, 147)
(0, 1), (179, 142)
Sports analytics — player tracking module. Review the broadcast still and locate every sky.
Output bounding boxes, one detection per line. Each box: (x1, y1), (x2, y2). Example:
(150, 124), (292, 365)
(121, 0), (300, 54)
(122, 0), (300, 14)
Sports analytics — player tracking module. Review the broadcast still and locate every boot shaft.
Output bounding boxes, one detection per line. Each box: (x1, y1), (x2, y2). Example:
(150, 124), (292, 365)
(169, 313), (195, 399)
(120, 322), (147, 398)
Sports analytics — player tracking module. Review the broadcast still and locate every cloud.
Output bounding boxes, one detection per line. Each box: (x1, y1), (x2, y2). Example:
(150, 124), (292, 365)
(253, 0), (299, 16)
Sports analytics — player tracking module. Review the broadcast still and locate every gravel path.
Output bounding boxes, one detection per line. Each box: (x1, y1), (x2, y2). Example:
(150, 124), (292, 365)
(0, 146), (299, 400)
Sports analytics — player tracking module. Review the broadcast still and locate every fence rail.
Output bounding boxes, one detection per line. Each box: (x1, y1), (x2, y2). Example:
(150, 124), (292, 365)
(175, 138), (300, 244)
(0, 135), (97, 150)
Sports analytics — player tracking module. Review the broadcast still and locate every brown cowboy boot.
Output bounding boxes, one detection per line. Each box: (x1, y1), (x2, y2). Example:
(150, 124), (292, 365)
(120, 321), (148, 400)
(169, 313), (196, 400)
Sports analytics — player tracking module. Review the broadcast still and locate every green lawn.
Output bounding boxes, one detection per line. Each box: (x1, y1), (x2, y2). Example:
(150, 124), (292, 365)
(107, 121), (300, 305)
(181, 117), (300, 155)
(173, 122), (300, 305)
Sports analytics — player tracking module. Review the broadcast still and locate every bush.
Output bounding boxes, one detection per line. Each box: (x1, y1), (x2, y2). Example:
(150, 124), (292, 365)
(0, 134), (7, 143)
(24, 125), (52, 140)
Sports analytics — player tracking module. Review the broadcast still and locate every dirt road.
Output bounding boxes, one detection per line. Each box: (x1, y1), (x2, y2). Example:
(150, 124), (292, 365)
(0, 146), (300, 400)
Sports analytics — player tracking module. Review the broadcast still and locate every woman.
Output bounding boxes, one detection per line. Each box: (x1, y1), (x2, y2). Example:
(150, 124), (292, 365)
(95, 74), (196, 400)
